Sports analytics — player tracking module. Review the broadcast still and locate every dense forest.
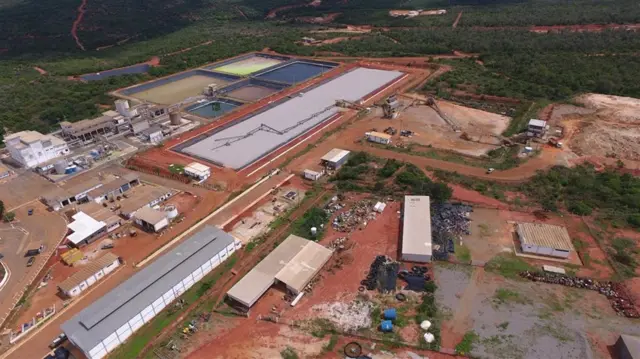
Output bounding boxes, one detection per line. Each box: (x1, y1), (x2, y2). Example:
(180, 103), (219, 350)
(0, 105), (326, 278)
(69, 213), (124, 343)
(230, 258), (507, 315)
(3, 0), (640, 135)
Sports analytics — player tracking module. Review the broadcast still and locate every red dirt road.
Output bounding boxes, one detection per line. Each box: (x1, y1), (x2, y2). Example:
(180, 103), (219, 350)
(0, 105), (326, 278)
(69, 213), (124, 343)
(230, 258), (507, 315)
(71, 0), (88, 50)
(452, 11), (462, 28)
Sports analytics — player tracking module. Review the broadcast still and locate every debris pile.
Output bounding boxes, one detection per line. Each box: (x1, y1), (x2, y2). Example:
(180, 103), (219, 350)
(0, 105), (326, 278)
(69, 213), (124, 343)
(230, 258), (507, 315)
(520, 271), (639, 318)
(431, 203), (472, 260)
(312, 301), (374, 332)
(330, 199), (376, 233)
(360, 255), (399, 292)
(329, 237), (348, 251)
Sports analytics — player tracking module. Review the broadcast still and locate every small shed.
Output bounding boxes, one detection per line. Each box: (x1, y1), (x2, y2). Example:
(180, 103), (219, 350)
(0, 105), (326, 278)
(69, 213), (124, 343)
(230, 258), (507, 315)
(303, 169), (323, 181)
(321, 148), (350, 170)
(184, 162), (211, 181)
(134, 206), (169, 233)
(366, 131), (392, 145)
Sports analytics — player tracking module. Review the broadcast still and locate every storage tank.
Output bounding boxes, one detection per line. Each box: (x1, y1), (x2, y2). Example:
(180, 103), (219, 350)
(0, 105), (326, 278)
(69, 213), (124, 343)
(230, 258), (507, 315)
(380, 320), (393, 332)
(54, 159), (67, 174)
(383, 308), (397, 321)
(169, 112), (181, 126)
(164, 205), (179, 220)
(115, 99), (130, 117)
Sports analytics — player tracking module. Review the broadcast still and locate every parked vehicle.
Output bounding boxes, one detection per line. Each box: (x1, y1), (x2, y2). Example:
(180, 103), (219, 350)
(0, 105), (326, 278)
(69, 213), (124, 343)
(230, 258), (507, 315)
(27, 208), (34, 216)
(26, 257), (36, 267)
(49, 333), (67, 349)
(486, 168), (495, 174)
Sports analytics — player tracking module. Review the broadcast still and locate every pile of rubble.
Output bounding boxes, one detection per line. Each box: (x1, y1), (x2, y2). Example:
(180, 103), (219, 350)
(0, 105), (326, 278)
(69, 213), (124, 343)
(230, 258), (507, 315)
(330, 199), (377, 233)
(520, 271), (639, 318)
(360, 255), (399, 293)
(431, 203), (472, 260)
(329, 237), (348, 251)
(312, 301), (374, 332)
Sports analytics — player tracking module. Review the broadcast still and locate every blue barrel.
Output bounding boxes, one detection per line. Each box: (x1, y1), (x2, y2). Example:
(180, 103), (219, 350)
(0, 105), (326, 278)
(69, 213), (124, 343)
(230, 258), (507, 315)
(380, 320), (393, 332)
(384, 308), (397, 321)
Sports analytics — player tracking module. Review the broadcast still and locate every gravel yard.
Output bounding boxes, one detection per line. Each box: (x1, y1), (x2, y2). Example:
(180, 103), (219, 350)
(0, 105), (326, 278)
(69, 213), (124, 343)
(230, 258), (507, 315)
(434, 264), (640, 359)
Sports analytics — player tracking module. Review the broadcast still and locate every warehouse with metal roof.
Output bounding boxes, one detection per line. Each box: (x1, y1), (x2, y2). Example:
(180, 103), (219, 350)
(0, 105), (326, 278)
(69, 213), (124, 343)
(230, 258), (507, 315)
(61, 226), (239, 359)
(226, 235), (333, 308)
(401, 195), (432, 263)
(321, 148), (350, 170)
(178, 67), (403, 169)
(58, 253), (120, 297)
(517, 222), (574, 258)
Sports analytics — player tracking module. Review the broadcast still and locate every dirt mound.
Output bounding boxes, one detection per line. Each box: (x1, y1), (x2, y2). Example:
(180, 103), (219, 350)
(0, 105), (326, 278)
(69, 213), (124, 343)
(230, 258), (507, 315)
(571, 122), (640, 161)
(575, 93), (640, 124)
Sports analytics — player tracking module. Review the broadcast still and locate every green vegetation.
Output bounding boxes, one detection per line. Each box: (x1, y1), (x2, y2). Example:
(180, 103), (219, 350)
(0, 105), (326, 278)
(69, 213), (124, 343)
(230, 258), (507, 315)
(610, 237), (638, 279)
(291, 207), (330, 240)
(485, 254), (535, 280)
(308, 318), (337, 338)
(394, 164), (452, 202)
(280, 346), (299, 359)
(455, 331), (478, 356)
(3, 211), (15, 222)
(497, 321), (509, 331)
(168, 164), (185, 175)
(323, 334), (339, 352)
(454, 242), (471, 263)
(377, 158), (403, 178)
(415, 293), (441, 351)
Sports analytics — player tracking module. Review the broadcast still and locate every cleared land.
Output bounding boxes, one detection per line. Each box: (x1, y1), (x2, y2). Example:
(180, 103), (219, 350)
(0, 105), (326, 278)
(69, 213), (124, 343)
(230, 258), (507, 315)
(131, 75), (231, 105)
(225, 85), (281, 102)
(211, 57), (283, 76)
(550, 94), (640, 161)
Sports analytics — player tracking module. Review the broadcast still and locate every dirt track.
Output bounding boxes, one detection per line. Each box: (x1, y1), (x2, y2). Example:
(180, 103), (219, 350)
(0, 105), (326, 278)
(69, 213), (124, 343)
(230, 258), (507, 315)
(71, 0), (88, 50)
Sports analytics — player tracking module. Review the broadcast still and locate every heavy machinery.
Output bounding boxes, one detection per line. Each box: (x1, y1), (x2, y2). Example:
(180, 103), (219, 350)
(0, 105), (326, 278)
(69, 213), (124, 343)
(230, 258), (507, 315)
(548, 137), (563, 148)
(336, 99), (366, 111)
(425, 96), (460, 132)
(382, 95), (401, 119)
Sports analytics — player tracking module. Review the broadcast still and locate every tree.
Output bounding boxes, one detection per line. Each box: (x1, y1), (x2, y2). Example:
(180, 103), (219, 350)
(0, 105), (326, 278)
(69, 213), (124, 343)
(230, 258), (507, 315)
(0, 200), (4, 218)
(3, 211), (15, 222)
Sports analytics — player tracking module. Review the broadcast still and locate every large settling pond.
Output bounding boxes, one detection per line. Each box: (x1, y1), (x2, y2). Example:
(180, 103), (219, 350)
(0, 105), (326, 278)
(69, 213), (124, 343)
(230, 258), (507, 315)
(255, 62), (335, 84)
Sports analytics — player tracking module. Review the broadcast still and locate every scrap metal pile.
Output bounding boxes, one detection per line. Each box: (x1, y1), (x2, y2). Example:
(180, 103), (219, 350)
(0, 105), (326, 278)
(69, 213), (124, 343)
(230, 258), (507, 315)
(329, 199), (377, 233)
(360, 255), (399, 293)
(431, 203), (472, 260)
(520, 271), (639, 318)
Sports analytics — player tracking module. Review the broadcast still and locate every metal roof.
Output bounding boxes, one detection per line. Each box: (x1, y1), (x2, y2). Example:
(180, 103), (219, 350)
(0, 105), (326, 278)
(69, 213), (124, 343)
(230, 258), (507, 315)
(180, 67), (403, 169)
(227, 235), (332, 307)
(67, 212), (107, 245)
(274, 241), (332, 293)
(620, 334), (640, 358)
(58, 253), (120, 293)
(184, 162), (210, 175)
(321, 148), (350, 164)
(367, 131), (392, 139)
(134, 206), (167, 225)
(528, 119), (547, 128)
(402, 196), (432, 257)
(61, 226), (235, 353)
(516, 223), (573, 251)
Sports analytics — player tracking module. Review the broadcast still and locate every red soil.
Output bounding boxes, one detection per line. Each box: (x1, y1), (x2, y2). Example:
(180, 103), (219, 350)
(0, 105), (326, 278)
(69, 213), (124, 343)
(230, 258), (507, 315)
(71, 0), (88, 50)
(33, 67), (47, 75)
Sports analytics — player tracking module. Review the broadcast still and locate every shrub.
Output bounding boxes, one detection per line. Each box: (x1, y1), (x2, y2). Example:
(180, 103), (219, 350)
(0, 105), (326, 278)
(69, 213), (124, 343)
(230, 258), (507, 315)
(568, 201), (593, 216)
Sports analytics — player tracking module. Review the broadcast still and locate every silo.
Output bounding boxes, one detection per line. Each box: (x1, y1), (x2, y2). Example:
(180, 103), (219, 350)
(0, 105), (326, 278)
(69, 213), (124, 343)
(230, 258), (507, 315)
(169, 112), (181, 126)
(54, 159), (68, 174)
(164, 205), (179, 220)
(115, 99), (131, 117)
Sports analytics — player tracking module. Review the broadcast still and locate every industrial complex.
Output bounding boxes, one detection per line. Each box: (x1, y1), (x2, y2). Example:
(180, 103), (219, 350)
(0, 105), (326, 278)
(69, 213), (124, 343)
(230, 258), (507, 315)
(0, 50), (637, 359)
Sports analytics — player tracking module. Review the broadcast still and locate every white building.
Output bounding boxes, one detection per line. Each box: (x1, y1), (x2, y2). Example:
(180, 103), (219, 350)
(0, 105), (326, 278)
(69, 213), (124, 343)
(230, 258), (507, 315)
(365, 131), (392, 145)
(527, 119), (547, 138)
(401, 196), (432, 263)
(67, 212), (107, 248)
(184, 162), (211, 181)
(4, 130), (69, 168)
(61, 226), (240, 359)
(303, 169), (324, 181)
(134, 206), (169, 233)
(58, 253), (120, 297)
(517, 222), (573, 258)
